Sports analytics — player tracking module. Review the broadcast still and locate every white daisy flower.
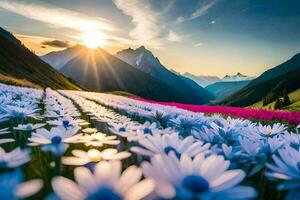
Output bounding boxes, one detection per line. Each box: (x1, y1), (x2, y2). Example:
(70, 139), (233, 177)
(82, 128), (98, 134)
(47, 117), (89, 128)
(108, 122), (140, 137)
(257, 123), (287, 137)
(52, 160), (155, 200)
(131, 133), (210, 157)
(14, 123), (46, 131)
(142, 153), (257, 199)
(0, 147), (30, 168)
(28, 126), (82, 155)
(44, 107), (81, 118)
(62, 148), (131, 166)
(80, 132), (120, 147)
(3, 104), (42, 119)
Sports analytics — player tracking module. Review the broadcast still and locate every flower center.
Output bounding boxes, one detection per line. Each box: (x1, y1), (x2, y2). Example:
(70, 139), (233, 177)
(164, 146), (181, 158)
(54, 110), (61, 116)
(86, 186), (122, 200)
(182, 175), (210, 193)
(0, 161), (7, 168)
(51, 136), (62, 144)
(87, 149), (102, 162)
(264, 130), (272, 135)
(26, 124), (33, 130)
(62, 120), (70, 128)
(144, 127), (152, 135)
(119, 127), (126, 132)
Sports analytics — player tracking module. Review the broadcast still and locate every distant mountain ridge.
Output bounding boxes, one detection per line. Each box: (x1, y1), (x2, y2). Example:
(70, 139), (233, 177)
(56, 46), (202, 103)
(41, 44), (84, 70)
(42, 45), (214, 104)
(205, 80), (251, 99)
(220, 53), (300, 106)
(0, 27), (81, 90)
(222, 72), (253, 82)
(183, 73), (221, 87)
(182, 72), (253, 87)
(115, 46), (214, 104)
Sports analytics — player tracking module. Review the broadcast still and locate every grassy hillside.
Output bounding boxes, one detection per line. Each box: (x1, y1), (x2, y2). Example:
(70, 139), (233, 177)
(219, 69), (300, 106)
(220, 53), (300, 106)
(0, 27), (82, 90)
(0, 73), (42, 89)
(107, 91), (138, 97)
(250, 88), (300, 111)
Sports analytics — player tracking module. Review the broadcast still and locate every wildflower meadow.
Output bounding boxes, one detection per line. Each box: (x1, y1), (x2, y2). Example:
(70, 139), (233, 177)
(0, 83), (300, 200)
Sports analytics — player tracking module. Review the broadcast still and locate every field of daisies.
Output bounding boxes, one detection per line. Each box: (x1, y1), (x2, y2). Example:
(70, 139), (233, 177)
(0, 83), (300, 200)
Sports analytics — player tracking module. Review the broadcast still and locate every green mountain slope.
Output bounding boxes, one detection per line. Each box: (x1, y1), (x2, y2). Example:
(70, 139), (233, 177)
(251, 88), (300, 111)
(220, 54), (300, 106)
(0, 27), (82, 90)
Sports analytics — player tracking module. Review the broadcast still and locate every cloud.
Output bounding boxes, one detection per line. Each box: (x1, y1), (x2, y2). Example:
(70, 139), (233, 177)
(166, 31), (182, 42)
(112, 0), (160, 44)
(14, 34), (74, 56)
(41, 40), (71, 48)
(176, 0), (220, 23)
(194, 42), (204, 47)
(0, 0), (114, 32)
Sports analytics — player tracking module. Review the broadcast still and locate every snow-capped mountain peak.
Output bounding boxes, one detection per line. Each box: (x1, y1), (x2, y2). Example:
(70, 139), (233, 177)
(222, 72), (253, 82)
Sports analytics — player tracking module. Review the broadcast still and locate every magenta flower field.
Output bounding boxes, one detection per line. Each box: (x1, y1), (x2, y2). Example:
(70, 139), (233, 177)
(131, 97), (300, 125)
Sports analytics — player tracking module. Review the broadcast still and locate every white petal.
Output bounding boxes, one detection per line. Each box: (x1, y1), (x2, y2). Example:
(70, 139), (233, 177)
(94, 161), (113, 185)
(52, 176), (86, 200)
(62, 157), (88, 166)
(154, 181), (176, 199)
(101, 148), (118, 158)
(74, 167), (98, 193)
(125, 178), (155, 200)
(109, 152), (131, 160)
(0, 138), (15, 144)
(72, 149), (88, 158)
(15, 179), (43, 198)
(211, 170), (246, 191)
(180, 154), (193, 174)
(117, 165), (142, 195)
(131, 147), (153, 156)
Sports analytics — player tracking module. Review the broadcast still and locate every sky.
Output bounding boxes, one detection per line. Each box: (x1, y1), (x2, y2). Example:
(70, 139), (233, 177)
(0, 0), (300, 77)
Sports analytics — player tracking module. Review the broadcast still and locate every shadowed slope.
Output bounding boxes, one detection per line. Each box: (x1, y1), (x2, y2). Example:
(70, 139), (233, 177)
(60, 47), (191, 103)
(0, 27), (82, 90)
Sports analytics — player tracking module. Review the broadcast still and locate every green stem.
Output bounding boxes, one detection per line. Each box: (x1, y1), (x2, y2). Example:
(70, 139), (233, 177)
(54, 155), (62, 176)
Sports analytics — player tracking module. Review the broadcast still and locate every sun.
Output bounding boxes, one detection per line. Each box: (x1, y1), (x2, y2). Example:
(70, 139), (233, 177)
(80, 30), (107, 49)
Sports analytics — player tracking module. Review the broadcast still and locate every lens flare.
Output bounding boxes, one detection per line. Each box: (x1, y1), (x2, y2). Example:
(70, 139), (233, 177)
(80, 30), (107, 49)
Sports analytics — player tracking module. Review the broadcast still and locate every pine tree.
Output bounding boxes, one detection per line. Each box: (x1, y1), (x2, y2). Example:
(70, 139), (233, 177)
(274, 97), (283, 110)
(262, 97), (267, 106)
(283, 92), (291, 106)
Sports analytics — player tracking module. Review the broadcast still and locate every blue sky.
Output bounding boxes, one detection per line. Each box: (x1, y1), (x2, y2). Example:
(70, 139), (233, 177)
(0, 0), (300, 77)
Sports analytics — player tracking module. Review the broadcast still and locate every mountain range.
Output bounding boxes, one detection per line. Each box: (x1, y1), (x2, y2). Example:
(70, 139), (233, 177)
(42, 45), (214, 104)
(220, 53), (300, 106)
(0, 27), (81, 90)
(2, 26), (299, 109)
(182, 72), (253, 87)
(115, 46), (214, 103)
(205, 80), (251, 100)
